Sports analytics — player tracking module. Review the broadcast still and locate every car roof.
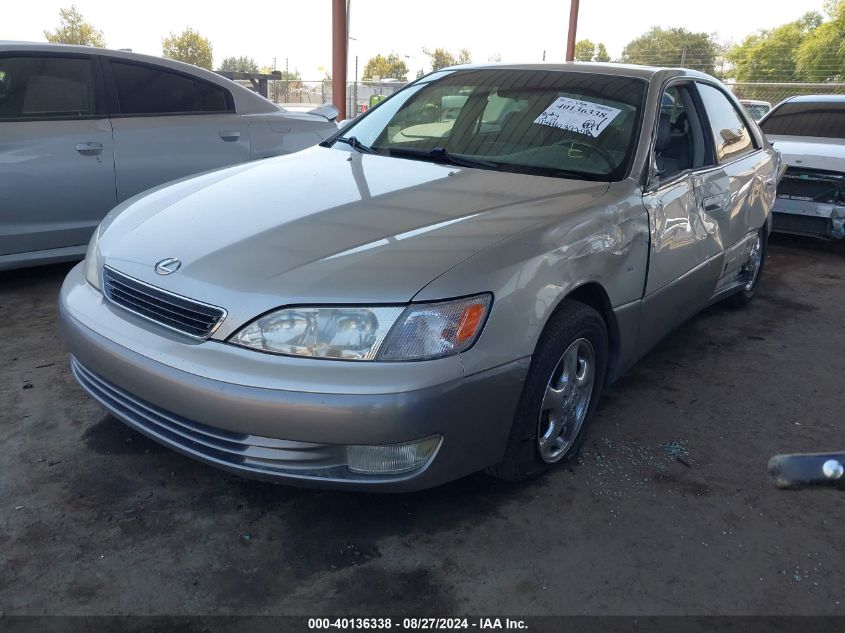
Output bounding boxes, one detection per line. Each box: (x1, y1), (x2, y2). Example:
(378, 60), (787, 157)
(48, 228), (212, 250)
(0, 41), (279, 114)
(782, 94), (845, 104)
(438, 61), (715, 82)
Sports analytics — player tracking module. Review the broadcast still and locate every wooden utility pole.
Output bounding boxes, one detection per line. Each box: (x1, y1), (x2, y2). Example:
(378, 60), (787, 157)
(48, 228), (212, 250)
(565, 0), (580, 62)
(332, 0), (347, 119)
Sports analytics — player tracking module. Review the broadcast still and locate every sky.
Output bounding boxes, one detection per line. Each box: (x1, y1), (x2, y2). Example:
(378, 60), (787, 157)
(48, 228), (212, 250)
(5, 0), (830, 79)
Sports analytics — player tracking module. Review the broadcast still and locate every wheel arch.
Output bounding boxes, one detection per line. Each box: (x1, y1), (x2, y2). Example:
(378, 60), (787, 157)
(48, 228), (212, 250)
(552, 282), (622, 386)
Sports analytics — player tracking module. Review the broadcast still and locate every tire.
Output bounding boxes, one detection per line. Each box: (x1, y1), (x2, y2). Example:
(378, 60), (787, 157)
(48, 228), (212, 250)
(487, 300), (608, 482)
(723, 227), (767, 308)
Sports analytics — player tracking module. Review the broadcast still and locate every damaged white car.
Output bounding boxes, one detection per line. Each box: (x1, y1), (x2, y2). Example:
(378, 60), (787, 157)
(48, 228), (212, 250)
(760, 95), (845, 240)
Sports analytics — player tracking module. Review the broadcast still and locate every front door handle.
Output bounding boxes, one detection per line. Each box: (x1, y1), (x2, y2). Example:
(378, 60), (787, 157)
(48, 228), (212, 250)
(219, 131), (241, 142)
(75, 142), (104, 156)
(702, 195), (724, 213)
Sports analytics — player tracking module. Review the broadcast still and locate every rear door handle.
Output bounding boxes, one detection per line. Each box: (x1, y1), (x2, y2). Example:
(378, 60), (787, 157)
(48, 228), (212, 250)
(219, 131), (241, 142)
(75, 142), (104, 156)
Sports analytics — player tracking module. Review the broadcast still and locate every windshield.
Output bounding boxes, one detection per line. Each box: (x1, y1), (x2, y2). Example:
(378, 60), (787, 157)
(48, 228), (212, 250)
(336, 69), (647, 181)
(761, 101), (845, 139)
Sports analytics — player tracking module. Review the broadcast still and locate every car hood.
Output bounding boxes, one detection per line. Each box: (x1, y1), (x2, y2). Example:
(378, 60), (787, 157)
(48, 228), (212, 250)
(98, 146), (610, 334)
(767, 135), (845, 172)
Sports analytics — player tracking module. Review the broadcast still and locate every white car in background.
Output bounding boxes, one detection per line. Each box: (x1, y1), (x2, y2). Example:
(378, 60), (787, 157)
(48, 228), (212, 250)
(740, 99), (771, 122)
(0, 42), (338, 270)
(760, 95), (845, 240)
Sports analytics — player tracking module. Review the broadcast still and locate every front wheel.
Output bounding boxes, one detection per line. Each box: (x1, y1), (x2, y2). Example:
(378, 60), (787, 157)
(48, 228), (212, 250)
(487, 300), (608, 482)
(724, 227), (767, 308)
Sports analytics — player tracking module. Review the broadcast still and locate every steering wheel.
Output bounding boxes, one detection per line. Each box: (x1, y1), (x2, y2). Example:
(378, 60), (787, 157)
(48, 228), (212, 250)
(557, 140), (615, 171)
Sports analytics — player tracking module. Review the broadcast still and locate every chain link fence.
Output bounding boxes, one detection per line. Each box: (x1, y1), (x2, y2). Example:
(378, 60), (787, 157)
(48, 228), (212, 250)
(230, 73), (845, 119)
(228, 79), (405, 116)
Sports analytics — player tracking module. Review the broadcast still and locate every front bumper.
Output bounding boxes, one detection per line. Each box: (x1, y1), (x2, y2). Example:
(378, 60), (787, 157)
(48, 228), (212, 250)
(59, 263), (529, 491)
(772, 199), (845, 240)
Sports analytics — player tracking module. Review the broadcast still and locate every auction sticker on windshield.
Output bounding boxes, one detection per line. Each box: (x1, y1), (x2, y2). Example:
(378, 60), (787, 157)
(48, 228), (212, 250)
(534, 96), (622, 137)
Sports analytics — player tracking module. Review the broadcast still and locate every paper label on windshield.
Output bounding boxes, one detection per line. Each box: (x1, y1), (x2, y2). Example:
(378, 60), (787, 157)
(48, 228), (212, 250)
(533, 97), (622, 137)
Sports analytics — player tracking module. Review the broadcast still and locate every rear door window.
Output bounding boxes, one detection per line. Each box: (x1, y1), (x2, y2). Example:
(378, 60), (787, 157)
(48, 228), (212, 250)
(109, 61), (232, 115)
(0, 56), (94, 120)
(696, 83), (755, 163)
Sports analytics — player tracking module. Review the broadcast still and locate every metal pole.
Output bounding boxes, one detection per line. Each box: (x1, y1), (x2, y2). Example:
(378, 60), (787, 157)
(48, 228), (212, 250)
(565, 0), (580, 62)
(354, 55), (358, 116)
(332, 0), (347, 119)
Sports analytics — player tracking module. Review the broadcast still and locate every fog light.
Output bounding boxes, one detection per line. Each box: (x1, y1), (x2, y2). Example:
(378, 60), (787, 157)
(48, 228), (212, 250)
(346, 436), (442, 475)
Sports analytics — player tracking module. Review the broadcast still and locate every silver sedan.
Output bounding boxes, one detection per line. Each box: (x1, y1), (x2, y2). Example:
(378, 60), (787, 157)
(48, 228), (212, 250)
(0, 42), (338, 270)
(60, 63), (782, 491)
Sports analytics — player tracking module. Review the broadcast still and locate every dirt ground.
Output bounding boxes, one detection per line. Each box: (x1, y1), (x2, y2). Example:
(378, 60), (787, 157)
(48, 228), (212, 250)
(1, 234), (844, 616)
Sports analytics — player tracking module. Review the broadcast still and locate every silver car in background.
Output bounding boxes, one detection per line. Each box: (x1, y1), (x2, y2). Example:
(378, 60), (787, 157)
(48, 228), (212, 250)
(0, 42), (338, 270)
(60, 63), (781, 491)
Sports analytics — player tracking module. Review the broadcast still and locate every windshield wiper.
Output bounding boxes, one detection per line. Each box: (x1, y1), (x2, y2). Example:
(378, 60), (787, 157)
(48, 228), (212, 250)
(333, 136), (375, 154)
(381, 146), (500, 170)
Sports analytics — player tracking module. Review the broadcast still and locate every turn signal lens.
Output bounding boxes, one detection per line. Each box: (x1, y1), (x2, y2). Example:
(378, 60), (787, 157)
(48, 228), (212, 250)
(457, 302), (486, 342)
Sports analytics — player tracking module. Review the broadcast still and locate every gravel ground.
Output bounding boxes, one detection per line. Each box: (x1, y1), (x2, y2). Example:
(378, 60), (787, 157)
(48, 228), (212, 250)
(1, 235), (843, 616)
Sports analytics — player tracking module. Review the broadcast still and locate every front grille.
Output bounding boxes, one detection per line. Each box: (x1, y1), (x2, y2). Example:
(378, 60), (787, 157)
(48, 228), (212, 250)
(778, 167), (845, 205)
(102, 266), (226, 339)
(70, 357), (347, 477)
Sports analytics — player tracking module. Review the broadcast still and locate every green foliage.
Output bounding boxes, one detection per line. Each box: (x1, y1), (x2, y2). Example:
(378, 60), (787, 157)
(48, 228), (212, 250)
(423, 48), (457, 71)
(574, 39), (611, 62)
(421, 47), (472, 71)
(595, 43), (611, 62)
(725, 2), (844, 82)
(218, 56), (259, 73)
(574, 39), (596, 62)
(796, 1), (845, 81)
(621, 27), (719, 74)
(727, 12), (821, 81)
(44, 5), (105, 47)
(162, 28), (213, 70)
(362, 54), (409, 81)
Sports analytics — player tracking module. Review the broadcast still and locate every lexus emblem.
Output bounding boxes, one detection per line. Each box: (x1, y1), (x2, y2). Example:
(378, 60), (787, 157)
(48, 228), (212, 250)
(154, 257), (181, 275)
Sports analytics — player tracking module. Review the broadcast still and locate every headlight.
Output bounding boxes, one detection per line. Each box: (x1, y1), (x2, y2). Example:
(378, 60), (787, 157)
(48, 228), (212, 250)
(229, 294), (491, 361)
(83, 230), (101, 290)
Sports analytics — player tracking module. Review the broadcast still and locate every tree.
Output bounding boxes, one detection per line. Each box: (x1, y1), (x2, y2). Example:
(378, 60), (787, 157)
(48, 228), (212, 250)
(44, 5), (105, 47)
(362, 53), (408, 81)
(797, 0), (845, 81)
(574, 39), (596, 62)
(423, 47), (457, 71)
(162, 28), (213, 70)
(595, 43), (611, 62)
(457, 48), (472, 65)
(620, 27), (720, 74)
(727, 12), (821, 82)
(218, 56), (259, 73)
(574, 39), (612, 62)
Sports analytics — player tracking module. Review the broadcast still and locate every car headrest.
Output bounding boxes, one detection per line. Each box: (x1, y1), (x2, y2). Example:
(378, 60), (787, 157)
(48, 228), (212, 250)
(656, 112), (672, 152)
(674, 111), (689, 133)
